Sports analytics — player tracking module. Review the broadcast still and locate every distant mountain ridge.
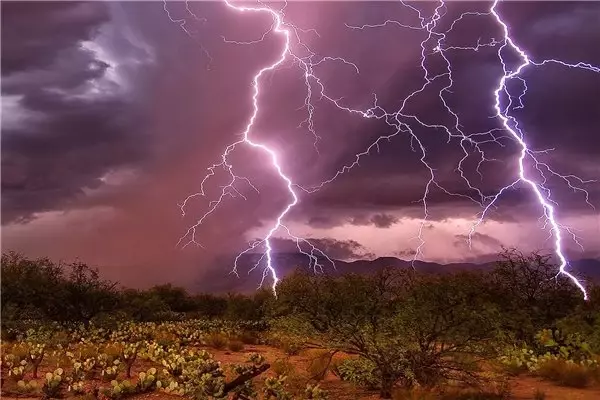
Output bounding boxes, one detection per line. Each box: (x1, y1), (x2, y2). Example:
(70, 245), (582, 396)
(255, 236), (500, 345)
(204, 253), (600, 293)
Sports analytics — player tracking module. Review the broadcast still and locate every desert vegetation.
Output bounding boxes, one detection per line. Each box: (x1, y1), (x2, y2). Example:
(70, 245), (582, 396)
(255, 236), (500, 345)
(1, 249), (600, 399)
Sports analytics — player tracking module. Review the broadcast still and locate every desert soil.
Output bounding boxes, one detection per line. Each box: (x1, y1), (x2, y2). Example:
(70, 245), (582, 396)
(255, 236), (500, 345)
(3, 344), (600, 400)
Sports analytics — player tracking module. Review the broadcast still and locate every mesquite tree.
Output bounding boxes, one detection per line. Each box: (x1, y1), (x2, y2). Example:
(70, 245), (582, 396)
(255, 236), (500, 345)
(273, 269), (501, 398)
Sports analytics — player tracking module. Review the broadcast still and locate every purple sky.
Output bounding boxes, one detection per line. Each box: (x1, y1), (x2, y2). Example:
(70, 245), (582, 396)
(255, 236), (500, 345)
(2, 1), (599, 289)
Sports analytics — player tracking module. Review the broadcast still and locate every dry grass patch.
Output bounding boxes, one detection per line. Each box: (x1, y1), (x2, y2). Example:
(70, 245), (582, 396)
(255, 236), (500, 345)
(205, 332), (228, 350)
(536, 359), (598, 388)
(306, 350), (335, 381)
(226, 340), (244, 352)
(238, 331), (260, 345)
(271, 358), (295, 376)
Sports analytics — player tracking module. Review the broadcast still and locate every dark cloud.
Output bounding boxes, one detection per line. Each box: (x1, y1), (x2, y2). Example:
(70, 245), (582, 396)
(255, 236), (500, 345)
(2, 94), (144, 223)
(356, 213), (399, 228)
(304, 212), (399, 229)
(395, 249), (418, 259)
(454, 233), (503, 250)
(1, 2), (153, 224)
(1, 3), (110, 75)
(269, 237), (373, 261)
(306, 215), (339, 229)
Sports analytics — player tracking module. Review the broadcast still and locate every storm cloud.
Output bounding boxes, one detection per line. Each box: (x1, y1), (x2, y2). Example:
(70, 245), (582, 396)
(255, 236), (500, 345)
(2, 1), (599, 290)
(1, 2), (155, 223)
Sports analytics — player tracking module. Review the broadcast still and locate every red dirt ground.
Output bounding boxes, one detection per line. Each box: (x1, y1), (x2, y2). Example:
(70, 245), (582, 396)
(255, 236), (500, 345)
(2, 344), (600, 399)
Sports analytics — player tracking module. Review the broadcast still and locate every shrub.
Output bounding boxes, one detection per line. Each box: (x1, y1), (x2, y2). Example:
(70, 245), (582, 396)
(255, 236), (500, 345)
(489, 249), (582, 343)
(331, 358), (380, 390)
(272, 358), (295, 376)
(227, 340), (245, 352)
(154, 329), (177, 347)
(90, 311), (129, 330)
(280, 337), (303, 356)
(499, 328), (598, 377)
(50, 331), (71, 347)
(392, 379), (512, 399)
(206, 332), (228, 350)
(239, 331), (259, 345)
(103, 343), (122, 359)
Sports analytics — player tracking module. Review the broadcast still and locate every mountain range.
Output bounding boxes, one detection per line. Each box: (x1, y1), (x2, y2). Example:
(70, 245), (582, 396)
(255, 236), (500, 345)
(203, 253), (600, 293)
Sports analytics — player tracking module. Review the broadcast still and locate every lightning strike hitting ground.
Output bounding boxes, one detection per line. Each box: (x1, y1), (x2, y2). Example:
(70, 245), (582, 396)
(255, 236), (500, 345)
(482, 1), (594, 299)
(170, 0), (598, 298)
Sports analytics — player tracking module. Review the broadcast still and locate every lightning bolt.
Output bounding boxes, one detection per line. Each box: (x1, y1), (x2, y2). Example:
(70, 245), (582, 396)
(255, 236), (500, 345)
(482, 0), (595, 299)
(175, 0), (342, 292)
(169, 0), (597, 298)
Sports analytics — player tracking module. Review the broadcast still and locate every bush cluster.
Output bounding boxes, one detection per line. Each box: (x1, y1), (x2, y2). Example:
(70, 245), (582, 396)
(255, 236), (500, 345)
(1, 252), (271, 326)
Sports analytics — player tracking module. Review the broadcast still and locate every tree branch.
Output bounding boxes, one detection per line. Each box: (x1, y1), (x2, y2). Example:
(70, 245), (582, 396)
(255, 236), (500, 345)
(222, 363), (270, 394)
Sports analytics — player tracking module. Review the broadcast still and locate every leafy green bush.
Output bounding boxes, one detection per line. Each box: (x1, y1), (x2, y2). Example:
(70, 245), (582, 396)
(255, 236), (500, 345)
(556, 286), (600, 354)
(267, 330), (305, 356)
(332, 358), (381, 390)
(499, 327), (598, 376)
(535, 328), (594, 362)
(488, 249), (583, 343)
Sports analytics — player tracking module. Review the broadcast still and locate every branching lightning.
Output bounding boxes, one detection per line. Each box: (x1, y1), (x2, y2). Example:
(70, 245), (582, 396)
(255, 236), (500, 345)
(167, 0), (598, 298)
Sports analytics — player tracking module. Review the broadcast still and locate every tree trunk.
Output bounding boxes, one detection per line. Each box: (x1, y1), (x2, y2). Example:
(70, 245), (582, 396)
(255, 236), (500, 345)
(379, 373), (394, 399)
(125, 355), (136, 378)
(32, 354), (44, 378)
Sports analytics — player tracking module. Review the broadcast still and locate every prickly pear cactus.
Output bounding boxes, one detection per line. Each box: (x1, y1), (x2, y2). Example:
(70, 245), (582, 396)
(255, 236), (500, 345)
(102, 379), (135, 399)
(9, 365), (26, 380)
(305, 383), (329, 400)
(137, 368), (157, 392)
(157, 380), (186, 395)
(101, 361), (120, 381)
(161, 353), (186, 377)
(16, 379), (39, 394)
(42, 368), (64, 398)
(67, 380), (86, 395)
(264, 375), (293, 400)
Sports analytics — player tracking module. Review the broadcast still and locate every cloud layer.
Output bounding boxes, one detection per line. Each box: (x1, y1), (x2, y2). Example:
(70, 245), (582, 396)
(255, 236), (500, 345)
(2, 1), (599, 290)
